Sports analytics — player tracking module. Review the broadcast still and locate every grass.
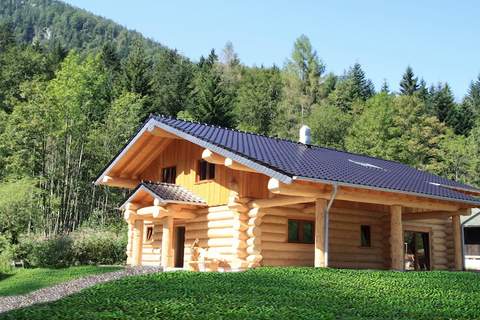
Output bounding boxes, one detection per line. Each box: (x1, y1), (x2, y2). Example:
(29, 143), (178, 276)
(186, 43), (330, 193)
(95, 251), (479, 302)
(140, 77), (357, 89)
(0, 265), (122, 296)
(1, 267), (480, 319)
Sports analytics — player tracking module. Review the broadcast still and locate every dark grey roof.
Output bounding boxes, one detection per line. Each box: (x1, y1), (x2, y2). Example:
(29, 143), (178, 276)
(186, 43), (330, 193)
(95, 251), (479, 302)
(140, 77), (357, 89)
(148, 115), (480, 206)
(122, 182), (206, 208)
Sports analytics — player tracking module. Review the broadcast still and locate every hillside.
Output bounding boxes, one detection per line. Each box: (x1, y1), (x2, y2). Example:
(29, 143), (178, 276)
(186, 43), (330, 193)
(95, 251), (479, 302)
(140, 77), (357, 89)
(0, 0), (171, 58)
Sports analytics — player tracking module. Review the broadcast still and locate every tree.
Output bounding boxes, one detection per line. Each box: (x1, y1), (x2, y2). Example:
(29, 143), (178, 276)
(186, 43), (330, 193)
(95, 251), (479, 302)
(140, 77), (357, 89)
(186, 50), (235, 127)
(464, 75), (480, 119)
(329, 63), (374, 112)
(121, 40), (153, 99)
(399, 66), (419, 95)
(0, 22), (15, 52)
(274, 35), (324, 138)
(428, 83), (456, 123)
(307, 103), (352, 149)
(380, 80), (389, 94)
(234, 66), (282, 135)
(346, 94), (448, 172)
(150, 50), (194, 116)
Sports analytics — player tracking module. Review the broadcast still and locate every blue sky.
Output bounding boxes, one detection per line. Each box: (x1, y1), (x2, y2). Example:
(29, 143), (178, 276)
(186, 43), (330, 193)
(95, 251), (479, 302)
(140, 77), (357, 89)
(66, 0), (480, 99)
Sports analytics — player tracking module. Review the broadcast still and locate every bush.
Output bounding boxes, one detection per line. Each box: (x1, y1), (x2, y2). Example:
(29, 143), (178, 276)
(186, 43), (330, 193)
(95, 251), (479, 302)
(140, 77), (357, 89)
(72, 228), (127, 265)
(0, 234), (14, 272)
(14, 227), (127, 268)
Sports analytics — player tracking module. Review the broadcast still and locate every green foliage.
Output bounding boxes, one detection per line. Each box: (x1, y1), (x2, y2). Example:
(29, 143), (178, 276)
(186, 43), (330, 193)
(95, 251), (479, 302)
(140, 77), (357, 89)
(0, 178), (40, 243)
(3, 268), (480, 319)
(328, 63), (374, 112)
(0, 265), (122, 296)
(307, 103), (352, 149)
(234, 67), (282, 135)
(14, 227), (127, 268)
(0, 234), (14, 272)
(399, 66), (419, 95)
(346, 94), (448, 172)
(187, 50), (235, 127)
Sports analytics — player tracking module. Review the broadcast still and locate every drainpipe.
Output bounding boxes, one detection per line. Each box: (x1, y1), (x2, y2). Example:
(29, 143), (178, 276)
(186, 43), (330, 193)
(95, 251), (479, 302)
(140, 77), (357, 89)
(324, 184), (339, 267)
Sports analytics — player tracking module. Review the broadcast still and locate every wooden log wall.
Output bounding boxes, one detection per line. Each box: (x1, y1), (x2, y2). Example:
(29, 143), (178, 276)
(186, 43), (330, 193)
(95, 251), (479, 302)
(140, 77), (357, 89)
(141, 221), (163, 266)
(184, 206), (238, 270)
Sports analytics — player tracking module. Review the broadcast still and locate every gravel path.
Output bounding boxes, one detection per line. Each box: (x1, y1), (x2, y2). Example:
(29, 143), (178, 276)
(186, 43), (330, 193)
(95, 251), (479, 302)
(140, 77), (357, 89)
(0, 266), (162, 314)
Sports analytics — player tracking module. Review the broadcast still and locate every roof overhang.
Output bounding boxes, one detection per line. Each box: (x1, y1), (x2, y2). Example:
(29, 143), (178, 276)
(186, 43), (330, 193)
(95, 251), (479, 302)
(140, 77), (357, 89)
(293, 176), (480, 208)
(95, 117), (293, 187)
(120, 183), (206, 210)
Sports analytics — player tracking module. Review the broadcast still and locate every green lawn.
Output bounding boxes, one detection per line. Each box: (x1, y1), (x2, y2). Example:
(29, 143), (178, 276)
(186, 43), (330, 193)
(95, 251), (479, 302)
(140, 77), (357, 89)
(0, 265), (122, 296)
(1, 267), (480, 319)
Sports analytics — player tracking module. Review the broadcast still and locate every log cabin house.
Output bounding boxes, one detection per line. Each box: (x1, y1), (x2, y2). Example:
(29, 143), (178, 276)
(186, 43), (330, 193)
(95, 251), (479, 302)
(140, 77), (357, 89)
(95, 115), (480, 271)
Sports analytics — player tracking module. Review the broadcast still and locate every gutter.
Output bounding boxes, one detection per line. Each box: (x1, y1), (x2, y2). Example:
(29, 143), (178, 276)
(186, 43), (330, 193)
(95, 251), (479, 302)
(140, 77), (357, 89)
(324, 183), (339, 267)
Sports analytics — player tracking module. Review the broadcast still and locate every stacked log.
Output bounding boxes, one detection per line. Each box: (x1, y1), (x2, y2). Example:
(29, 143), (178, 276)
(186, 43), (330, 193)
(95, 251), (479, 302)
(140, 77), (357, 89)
(246, 208), (265, 268)
(227, 186), (249, 270)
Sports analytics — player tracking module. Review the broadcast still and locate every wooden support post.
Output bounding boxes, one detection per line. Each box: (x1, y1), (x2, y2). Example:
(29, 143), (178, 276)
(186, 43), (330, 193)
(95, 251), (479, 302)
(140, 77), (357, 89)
(452, 214), (463, 271)
(390, 205), (404, 271)
(315, 199), (327, 267)
(131, 219), (144, 266)
(161, 216), (174, 269)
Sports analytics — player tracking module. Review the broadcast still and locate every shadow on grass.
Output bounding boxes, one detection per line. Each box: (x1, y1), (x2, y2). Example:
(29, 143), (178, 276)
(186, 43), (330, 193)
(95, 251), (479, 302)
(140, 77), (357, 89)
(0, 273), (13, 282)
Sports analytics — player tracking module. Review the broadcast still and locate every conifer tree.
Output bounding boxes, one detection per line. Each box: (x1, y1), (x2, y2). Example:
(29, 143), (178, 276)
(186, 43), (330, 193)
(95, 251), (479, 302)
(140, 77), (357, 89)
(399, 66), (419, 95)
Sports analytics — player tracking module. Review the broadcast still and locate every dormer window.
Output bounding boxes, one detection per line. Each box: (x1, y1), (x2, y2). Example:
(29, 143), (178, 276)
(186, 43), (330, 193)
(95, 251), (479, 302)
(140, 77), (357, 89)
(197, 160), (215, 181)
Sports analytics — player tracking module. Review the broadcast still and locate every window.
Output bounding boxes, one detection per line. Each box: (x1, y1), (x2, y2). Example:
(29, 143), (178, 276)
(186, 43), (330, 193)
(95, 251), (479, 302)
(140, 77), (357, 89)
(197, 160), (215, 181)
(360, 225), (371, 247)
(146, 226), (154, 241)
(288, 220), (314, 244)
(162, 166), (176, 184)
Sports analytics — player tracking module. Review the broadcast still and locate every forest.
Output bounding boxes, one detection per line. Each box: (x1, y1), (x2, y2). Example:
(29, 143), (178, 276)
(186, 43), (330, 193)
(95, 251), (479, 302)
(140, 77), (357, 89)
(0, 0), (478, 267)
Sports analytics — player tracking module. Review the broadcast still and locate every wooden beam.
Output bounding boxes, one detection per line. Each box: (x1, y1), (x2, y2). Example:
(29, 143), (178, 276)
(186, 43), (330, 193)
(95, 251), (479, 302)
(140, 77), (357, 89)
(224, 158), (256, 173)
(102, 175), (139, 189)
(268, 178), (460, 211)
(130, 138), (174, 176)
(268, 178), (330, 198)
(452, 214), (463, 271)
(147, 126), (178, 139)
(390, 205), (404, 271)
(402, 211), (458, 220)
(249, 196), (315, 209)
(315, 199), (327, 268)
(202, 149), (225, 165)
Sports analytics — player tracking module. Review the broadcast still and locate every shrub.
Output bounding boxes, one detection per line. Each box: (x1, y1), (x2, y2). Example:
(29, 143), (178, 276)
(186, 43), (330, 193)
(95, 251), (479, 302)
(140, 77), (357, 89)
(72, 228), (127, 265)
(14, 227), (127, 268)
(0, 234), (13, 272)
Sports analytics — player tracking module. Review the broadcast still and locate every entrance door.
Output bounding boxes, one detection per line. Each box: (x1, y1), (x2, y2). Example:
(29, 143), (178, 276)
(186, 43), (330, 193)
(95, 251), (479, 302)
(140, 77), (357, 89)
(404, 231), (430, 271)
(174, 226), (186, 268)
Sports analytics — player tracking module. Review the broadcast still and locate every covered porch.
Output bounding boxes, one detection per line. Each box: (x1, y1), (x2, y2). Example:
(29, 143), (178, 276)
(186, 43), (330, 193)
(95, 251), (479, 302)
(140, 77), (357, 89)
(121, 182), (206, 269)
(245, 178), (471, 271)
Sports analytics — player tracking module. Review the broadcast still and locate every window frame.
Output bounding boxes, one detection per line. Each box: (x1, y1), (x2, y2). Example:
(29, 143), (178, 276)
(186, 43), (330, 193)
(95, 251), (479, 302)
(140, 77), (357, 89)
(196, 160), (215, 182)
(360, 225), (371, 247)
(161, 166), (177, 184)
(287, 219), (315, 244)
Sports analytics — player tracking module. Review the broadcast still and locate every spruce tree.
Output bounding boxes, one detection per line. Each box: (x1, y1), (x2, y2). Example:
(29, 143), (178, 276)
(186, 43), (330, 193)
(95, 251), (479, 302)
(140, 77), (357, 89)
(399, 66), (419, 95)
(187, 50), (235, 127)
(121, 40), (152, 98)
(380, 79), (389, 94)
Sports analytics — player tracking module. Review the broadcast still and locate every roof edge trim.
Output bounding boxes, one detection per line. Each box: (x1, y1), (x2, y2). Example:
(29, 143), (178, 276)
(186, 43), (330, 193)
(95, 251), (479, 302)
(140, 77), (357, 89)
(293, 176), (480, 207)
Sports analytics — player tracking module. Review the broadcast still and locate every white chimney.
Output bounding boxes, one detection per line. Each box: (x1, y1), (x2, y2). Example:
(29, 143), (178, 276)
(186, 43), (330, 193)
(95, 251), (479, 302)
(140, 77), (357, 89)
(299, 125), (311, 144)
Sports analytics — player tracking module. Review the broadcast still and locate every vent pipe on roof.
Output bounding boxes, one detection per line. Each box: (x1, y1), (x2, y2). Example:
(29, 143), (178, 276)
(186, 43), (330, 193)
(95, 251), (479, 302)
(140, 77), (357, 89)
(299, 125), (311, 144)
